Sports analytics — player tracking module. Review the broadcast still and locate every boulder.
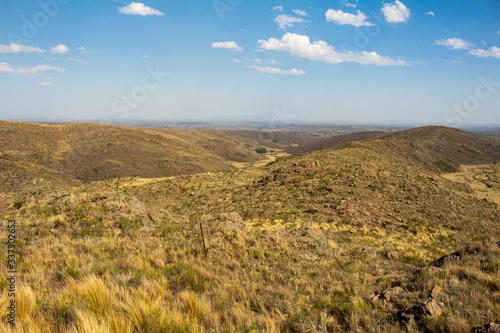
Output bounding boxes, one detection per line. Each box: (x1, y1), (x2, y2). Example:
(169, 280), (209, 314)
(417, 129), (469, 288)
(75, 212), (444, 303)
(414, 266), (440, 278)
(471, 323), (500, 333)
(398, 298), (442, 324)
(386, 251), (400, 260)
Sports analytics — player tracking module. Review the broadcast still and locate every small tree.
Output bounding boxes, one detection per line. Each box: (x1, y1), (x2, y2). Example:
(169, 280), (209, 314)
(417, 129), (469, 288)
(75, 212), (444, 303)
(255, 147), (268, 154)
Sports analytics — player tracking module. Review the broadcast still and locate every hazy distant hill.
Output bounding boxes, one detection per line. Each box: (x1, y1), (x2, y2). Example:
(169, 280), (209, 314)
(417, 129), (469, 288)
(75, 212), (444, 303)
(290, 131), (390, 154)
(122, 122), (403, 137)
(476, 131), (500, 142)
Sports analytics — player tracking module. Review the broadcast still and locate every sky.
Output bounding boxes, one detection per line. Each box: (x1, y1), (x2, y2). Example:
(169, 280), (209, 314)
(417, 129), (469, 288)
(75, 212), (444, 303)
(0, 0), (499, 127)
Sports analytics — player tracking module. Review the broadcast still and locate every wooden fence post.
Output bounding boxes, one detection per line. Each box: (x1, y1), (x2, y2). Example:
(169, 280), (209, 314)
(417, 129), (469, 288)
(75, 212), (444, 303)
(200, 222), (207, 260)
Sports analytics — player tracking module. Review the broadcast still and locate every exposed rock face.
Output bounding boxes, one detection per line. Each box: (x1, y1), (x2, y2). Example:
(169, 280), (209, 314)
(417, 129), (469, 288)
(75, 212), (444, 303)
(370, 287), (404, 304)
(414, 266), (440, 278)
(386, 251), (400, 260)
(398, 299), (443, 324)
(216, 212), (245, 230)
(471, 323), (500, 333)
(203, 212), (246, 233)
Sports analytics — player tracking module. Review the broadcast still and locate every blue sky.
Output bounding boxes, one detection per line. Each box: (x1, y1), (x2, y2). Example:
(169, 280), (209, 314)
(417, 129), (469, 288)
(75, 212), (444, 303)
(0, 0), (499, 127)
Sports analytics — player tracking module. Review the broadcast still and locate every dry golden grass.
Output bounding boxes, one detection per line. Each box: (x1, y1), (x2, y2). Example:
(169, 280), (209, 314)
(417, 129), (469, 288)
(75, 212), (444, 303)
(0, 125), (499, 332)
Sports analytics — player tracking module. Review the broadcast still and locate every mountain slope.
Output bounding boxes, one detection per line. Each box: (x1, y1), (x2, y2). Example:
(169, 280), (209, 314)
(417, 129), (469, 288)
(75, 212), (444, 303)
(1, 125), (499, 332)
(0, 121), (310, 193)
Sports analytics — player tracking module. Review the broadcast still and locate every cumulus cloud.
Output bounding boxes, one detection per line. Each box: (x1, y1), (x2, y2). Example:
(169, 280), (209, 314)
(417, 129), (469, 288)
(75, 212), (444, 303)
(325, 9), (373, 27)
(435, 38), (471, 50)
(254, 58), (263, 64)
(469, 46), (500, 59)
(50, 44), (69, 54)
(275, 14), (305, 30)
(257, 33), (409, 66)
(425, 11), (435, 16)
(0, 62), (65, 75)
(273, 6), (284, 11)
(381, 1), (410, 23)
(233, 59), (241, 63)
(118, 2), (164, 16)
(246, 64), (305, 75)
(0, 43), (45, 53)
(293, 9), (308, 16)
(211, 41), (242, 51)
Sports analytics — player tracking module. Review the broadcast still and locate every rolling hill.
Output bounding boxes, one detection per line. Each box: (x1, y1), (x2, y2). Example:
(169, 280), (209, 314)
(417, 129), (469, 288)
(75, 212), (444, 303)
(290, 130), (390, 154)
(0, 121), (313, 193)
(0, 124), (499, 332)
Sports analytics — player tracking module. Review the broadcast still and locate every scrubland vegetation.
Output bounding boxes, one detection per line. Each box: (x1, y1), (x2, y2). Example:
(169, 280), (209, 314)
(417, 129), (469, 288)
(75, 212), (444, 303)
(0, 125), (499, 332)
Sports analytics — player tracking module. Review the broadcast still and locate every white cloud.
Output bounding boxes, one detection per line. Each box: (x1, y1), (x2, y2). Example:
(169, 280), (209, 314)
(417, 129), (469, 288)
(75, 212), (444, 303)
(435, 38), (471, 50)
(50, 44), (69, 54)
(451, 60), (464, 64)
(273, 6), (284, 11)
(325, 9), (373, 27)
(0, 62), (65, 75)
(469, 46), (500, 59)
(254, 58), (263, 64)
(275, 14), (305, 30)
(40, 81), (56, 86)
(144, 54), (149, 58)
(341, 0), (358, 8)
(497, 30), (500, 34)
(269, 59), (278, 64)
(0, 43), (45, 54)
(381, 1), (410, 23)
(118, 2), (164, 16)
(257, 33), (409, 66)
(293, 9), (308, 16)
(66, 57), (89, 63)
(232, 59), (241, 63)
(211, 41), (242, 51)
(425, 11), (435, 16)
(77, 46), (97, 55)
(246, 64), (305, 75)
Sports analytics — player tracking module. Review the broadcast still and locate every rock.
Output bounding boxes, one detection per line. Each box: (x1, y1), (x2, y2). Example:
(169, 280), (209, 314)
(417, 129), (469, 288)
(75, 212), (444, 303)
(430, 285), (443, 299)
(139, 226), (150, 232)
(129, 197), (146, 215)
(349, 228), (357, 234)
(386, 251), (400, 260)
(422, 298), (442, 317)
(431, 252), (463, 267)
(371, 287), (404, 304)
(414, 266), (440, 277)
(471, 323), (500, 333)
(302, 227), (325, 240)
(213, 212), (245, 232)
(399, 298), (442, 324)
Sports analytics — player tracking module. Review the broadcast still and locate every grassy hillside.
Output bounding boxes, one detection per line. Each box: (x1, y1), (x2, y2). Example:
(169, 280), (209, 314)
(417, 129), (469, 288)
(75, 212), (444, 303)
(0, 121), (312, 193)
(0, 125), (499, 332)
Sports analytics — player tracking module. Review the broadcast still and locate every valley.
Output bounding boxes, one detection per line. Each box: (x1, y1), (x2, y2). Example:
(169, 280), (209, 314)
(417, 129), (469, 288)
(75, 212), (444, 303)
(0, 123), (499, 332)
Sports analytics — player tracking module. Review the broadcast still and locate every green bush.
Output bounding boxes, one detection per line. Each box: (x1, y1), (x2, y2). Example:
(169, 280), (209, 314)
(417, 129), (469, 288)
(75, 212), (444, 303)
(255, 147), (268, 154)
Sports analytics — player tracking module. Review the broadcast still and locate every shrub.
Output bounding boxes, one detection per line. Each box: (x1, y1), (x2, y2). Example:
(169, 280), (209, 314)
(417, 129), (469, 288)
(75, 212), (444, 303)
(255, 147), (268, 154)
